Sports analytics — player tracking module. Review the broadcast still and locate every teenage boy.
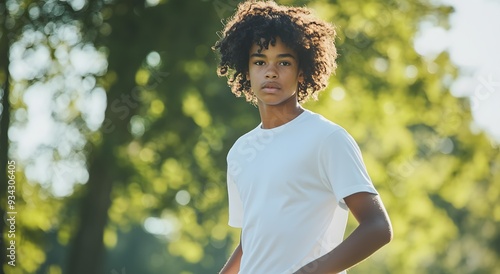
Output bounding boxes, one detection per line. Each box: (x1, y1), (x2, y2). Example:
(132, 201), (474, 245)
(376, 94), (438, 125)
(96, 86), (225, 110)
(213, 1), (393, 273)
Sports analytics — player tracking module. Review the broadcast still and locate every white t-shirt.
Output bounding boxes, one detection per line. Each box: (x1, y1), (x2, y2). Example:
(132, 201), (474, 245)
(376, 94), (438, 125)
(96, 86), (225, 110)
(226, 109), (378, 274)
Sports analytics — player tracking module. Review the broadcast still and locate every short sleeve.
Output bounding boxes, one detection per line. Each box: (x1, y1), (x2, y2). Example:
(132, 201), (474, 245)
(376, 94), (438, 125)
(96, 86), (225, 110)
(321, 128), (378, 204)
(227, 170), (243, 228)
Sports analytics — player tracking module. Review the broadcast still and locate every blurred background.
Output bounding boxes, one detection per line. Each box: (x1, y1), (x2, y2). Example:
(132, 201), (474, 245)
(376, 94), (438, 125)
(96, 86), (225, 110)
(0, 0), (499, 273)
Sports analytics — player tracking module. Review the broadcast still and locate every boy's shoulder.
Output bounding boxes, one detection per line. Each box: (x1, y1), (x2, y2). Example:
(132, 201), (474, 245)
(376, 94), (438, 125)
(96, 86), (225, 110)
(306, 110), (342, 130)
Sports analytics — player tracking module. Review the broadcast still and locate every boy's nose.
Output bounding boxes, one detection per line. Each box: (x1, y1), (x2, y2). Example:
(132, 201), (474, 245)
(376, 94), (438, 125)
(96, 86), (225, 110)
(265, 67), (278, 79)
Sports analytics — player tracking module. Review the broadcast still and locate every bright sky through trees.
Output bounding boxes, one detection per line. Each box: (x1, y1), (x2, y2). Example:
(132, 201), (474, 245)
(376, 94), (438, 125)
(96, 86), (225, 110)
(415, 0), (500, 141)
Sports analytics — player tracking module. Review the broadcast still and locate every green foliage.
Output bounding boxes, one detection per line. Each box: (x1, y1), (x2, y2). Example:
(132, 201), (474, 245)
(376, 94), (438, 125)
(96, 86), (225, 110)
(1, 0), (498, 273)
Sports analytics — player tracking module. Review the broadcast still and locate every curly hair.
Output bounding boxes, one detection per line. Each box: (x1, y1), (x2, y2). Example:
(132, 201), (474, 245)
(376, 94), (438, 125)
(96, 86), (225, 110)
(212, 0), (337, 105)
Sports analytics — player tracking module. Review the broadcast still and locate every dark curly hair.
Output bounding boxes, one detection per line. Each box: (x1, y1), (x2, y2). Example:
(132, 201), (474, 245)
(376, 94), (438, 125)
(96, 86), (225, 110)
(212, 0), (337, 105)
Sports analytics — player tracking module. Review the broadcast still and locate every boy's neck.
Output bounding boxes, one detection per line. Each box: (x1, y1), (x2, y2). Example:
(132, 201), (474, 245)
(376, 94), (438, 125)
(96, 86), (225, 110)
(257, 98), (304, 129)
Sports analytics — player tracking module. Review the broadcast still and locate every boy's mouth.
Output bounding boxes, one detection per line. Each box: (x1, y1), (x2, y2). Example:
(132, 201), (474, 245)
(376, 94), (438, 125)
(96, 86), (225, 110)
(262, 82), (281, 91)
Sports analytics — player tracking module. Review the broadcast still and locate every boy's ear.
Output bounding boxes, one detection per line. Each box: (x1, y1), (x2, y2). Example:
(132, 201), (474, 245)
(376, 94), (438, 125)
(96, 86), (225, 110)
(298, 70), (304, 83)
(246, 71), (251, 87)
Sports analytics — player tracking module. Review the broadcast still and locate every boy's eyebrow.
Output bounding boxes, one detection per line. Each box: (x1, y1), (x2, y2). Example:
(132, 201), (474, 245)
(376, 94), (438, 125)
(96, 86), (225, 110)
(250, 53), (297, 59)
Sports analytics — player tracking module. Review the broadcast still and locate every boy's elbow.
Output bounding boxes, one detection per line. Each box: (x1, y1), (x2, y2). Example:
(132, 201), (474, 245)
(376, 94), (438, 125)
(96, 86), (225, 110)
(365, 214), (393, 247)
(376, 217), (393, 246)
(383, 225), (393, 246)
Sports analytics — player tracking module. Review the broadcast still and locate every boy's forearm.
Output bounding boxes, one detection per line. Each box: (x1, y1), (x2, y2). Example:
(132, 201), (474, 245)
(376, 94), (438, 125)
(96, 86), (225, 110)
(294, 218), (392, 274)
(220, 243), (243, 274)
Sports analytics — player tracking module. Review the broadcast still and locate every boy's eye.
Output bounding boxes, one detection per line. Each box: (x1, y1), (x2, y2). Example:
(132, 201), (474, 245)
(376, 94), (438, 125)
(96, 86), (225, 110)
(254, 61), (265, 66)
(280, 61), (291, 66)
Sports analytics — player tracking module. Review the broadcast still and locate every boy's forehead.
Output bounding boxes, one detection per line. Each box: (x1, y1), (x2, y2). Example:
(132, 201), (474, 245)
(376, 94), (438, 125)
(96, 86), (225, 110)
(249, 37), (297, 56)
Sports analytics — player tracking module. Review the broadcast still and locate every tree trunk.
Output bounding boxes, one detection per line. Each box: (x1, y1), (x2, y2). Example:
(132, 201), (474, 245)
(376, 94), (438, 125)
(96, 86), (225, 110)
(66, 1), (148, 272)
(67, 142), (114, 274)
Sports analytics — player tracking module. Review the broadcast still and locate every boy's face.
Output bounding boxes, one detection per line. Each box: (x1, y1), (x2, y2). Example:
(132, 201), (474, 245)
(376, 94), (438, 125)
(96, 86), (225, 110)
(248, 37), (303, 106)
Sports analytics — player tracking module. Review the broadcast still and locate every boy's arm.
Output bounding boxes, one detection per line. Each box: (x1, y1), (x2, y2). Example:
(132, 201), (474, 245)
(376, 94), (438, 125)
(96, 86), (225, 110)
(294, 192), (393, 274)
(219, 237), (243, 274)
